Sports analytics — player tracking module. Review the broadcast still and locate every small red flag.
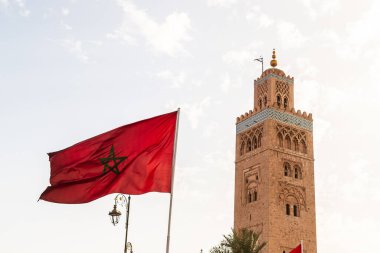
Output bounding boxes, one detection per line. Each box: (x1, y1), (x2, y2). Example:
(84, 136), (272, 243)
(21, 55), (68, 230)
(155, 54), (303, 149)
(290, 244), (302, 253)
(40, 111), (178, 204)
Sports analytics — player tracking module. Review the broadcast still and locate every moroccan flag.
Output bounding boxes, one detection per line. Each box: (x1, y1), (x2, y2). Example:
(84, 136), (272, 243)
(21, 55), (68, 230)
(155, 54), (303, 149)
(290, 244), (302, 253)
(40, 111), (178, 204)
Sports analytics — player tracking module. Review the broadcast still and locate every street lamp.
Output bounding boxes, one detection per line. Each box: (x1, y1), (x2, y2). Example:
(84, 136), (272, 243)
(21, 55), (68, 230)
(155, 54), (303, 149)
(127, 242), (134, 253)
(108, 194), (131, 253)
(109, 204), (121, 225)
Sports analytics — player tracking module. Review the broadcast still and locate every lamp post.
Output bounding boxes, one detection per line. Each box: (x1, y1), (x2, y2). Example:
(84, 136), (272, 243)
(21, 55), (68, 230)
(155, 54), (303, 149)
(127, 242), (134, 253)
(108, 194), (131, 253)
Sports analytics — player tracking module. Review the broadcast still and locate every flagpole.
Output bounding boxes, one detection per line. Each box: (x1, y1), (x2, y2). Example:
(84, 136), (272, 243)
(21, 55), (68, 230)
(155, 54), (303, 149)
(166, 108), (180, 253)
(301, 240), (304, 253)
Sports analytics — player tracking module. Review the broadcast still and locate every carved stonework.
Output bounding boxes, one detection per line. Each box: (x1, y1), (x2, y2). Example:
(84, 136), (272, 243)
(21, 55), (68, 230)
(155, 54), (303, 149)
(275, 81), (290, 99)
(257, 81), (269, 101)
(278, 181), (306, 210)
(243, 166), (260, 205)
(276, 124), (306, 142)
(239, 124), (263, 156)
(276, 124), (307, 154)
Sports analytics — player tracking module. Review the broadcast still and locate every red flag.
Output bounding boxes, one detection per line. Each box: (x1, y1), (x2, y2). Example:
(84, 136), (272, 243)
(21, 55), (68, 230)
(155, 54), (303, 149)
(290, 244), (302, 253)
(40, 111), (178, 204)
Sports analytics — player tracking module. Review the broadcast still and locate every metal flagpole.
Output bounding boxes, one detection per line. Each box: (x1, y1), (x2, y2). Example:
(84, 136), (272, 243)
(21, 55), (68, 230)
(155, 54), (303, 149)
(165, 108), (180, 253)
(254, 56), (264, 74)
(301, 240), (304, 253)
(124, 195), (131, 253)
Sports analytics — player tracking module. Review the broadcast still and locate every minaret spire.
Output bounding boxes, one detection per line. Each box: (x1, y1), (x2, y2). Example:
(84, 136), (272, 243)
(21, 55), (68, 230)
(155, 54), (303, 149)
(270, 48), (277, 68)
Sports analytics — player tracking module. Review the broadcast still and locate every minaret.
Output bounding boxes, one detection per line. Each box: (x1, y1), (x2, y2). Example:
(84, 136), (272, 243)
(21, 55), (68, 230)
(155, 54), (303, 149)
(234, 50), (317, 253)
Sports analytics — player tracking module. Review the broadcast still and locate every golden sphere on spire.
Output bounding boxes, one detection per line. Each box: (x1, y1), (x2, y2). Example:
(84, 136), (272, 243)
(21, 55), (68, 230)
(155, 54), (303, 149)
(270, 48), (277, 68)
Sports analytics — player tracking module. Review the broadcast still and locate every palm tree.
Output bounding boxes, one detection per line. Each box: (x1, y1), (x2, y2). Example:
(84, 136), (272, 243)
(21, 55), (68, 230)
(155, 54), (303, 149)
(210, 228), (267, 253)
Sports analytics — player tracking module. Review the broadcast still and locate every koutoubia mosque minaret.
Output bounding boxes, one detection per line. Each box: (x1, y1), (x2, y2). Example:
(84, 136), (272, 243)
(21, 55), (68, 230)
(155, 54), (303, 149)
(234, 50), (317, 253)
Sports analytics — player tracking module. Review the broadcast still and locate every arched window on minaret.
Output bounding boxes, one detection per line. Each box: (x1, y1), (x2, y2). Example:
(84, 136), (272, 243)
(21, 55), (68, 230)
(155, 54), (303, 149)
(294, 165), (302, 179)
(293, 205), (299, 217)
(259, 99), (262, 109)
(247, 139), (252, 152)
(285, 195), (299, 217)
(253, 136), (258, 149)
(240, 141), (245, 156)
(264, 96), (267, 107)
(278, 133), (283, 147)
(293, 138), (299, 152)
(284, 163), (291, 177)
(286, 204), (290, 215)
(248, 192), (252, 203)
(277, 95), (281, 107)
(257, 134), (262, 147)
(285, 135), (291, 149)
(301, 140), (307, 154)
(284, 97), (288, 109)
(253, 191), (258, 201)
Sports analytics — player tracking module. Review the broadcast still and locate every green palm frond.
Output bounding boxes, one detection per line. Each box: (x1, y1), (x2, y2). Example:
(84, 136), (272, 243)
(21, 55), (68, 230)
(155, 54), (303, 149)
(210, 228), (267, 253)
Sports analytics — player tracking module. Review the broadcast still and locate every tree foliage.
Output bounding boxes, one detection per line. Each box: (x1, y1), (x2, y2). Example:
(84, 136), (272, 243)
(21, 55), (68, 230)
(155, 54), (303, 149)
(210, 228), (267, 253)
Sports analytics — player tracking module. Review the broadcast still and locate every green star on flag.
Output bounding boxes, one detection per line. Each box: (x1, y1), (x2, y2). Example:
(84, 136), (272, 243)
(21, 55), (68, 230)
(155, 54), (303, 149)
(100, 145), (127, 175)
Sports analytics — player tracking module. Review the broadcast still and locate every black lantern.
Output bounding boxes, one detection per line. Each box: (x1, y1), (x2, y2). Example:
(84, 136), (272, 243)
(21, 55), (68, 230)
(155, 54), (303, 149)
(109, 204), (121, 226)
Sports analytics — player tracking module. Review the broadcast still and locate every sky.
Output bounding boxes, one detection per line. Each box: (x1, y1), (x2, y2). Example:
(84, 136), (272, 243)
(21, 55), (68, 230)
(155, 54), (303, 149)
(1, 0), (380, 252)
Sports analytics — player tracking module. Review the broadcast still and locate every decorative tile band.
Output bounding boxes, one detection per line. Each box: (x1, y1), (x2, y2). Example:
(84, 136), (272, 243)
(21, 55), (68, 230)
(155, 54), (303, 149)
(255, 73), (294, 85)
(236, 108), (313, 134)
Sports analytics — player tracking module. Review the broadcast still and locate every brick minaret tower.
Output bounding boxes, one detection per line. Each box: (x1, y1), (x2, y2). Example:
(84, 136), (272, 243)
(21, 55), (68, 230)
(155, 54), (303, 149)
(234, 50), (317, 253)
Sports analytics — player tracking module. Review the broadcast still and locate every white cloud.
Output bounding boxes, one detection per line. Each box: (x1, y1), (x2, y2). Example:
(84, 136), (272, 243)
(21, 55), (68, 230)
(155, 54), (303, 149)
(110, 0), (192, 57)
(59, 39), (103, 63)
(313, 117), (331, 144)
(61, 7), (70, 16)
(182, 97), (211, 129)
(296, 0), (340, 19)
(277, 21), (308, 48)
(156, 70), (187, 88)
(207, 0), (237, 8)
(317, 1), (380, 61)
(202, 121), (219, 138)
(296, 0), (317, 19)
(220, 73), (231, 93)
(0, 0), (9, 7)
(61, 22), (72, 30)
(165, 97), (212, 129)
(258, 13), (274, 28)
(222, 49), (251, 65)
(295, 57), (318, 78)
(88, 40), (103, 46)
(1, 0), (30, 16)
(61, 39), (89, 63)
(346, 1), (380, 47)
(297, 78), (346, 115)
(106, 30), (136, 44)
(222, 41), (262, 67)
(14, 0), (29, 16)
(320, 0), (340, 15)
(245, 6), (274, 28)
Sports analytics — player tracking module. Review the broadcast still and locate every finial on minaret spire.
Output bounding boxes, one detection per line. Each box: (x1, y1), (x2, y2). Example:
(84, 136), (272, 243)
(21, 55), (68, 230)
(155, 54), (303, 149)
(270, 48), (277, 68)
